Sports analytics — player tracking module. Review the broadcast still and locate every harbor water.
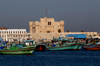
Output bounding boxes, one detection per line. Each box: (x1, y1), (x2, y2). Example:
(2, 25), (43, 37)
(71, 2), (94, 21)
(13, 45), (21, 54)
(0, 50), (100, 66)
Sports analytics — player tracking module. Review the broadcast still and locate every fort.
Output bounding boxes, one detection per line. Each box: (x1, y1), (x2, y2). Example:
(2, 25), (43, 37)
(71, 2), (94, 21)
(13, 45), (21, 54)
(29, 17), (97, 40)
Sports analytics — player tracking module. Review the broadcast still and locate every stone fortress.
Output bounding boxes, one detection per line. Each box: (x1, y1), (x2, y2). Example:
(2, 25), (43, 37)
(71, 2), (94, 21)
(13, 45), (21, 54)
(29, 17), (64, 33)
(29, 17), (98, 40)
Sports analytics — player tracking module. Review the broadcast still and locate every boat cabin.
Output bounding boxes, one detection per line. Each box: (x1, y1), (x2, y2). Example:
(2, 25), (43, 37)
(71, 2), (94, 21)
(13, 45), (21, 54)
(24, 40), (35, 46)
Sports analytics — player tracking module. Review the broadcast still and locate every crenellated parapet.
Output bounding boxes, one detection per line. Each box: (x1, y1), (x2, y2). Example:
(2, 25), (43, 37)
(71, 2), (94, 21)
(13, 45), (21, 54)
(60, 21), (64, 26)
(29, 21), (34, 26)
(35, 21), (39, 26)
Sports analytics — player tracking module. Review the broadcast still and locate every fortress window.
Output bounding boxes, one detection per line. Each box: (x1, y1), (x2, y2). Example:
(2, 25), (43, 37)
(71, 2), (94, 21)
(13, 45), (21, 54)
(50, 22), (51, 25)
(48, 22), (51, 25)
(48, 22), (49, 25)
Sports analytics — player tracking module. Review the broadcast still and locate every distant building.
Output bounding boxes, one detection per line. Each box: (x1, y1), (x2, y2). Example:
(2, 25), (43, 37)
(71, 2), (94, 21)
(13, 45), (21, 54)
(0, 29), (30, 42)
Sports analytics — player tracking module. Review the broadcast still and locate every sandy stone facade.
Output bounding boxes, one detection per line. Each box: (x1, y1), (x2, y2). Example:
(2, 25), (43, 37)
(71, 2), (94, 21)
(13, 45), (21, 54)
(29, 17), (64, 33)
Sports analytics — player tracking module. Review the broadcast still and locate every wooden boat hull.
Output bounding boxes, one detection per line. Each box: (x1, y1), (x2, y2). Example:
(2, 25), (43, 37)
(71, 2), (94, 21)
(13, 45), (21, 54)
(46, 44), (78, 50)
(0, 50), (33, 55)
(84, 47), (100, 50)
(0, 47), (34, 55)
(83, 43), (100, 50)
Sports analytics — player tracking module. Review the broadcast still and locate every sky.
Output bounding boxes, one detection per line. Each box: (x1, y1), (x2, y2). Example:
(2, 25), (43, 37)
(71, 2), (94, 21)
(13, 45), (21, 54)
(0, 0), (100, 32)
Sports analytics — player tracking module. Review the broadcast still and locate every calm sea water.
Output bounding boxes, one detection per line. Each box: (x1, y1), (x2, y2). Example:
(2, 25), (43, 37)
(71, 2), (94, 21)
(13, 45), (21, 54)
(0, 50), (100, 66)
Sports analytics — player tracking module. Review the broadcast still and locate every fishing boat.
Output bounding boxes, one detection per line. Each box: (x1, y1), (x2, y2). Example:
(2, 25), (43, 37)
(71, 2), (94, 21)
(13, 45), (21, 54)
(46, 43), (78, 50)
(0, 47), (33, 55)
(83, 39), (100, 50)
(47, 36), (80, 50)
(0, 40), (36, 55)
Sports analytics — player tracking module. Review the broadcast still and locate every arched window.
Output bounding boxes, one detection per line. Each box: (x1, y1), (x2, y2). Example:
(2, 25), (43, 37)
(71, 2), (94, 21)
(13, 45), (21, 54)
(48, 21), (51, 25)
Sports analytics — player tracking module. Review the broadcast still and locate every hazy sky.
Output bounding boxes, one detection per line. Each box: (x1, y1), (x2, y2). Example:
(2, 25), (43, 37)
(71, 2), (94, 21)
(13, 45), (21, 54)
(0, 0), (100, 32)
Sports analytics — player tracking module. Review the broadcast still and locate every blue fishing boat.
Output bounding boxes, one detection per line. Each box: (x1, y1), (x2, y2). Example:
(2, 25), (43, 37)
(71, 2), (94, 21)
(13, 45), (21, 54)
(0, 38), (7, 49)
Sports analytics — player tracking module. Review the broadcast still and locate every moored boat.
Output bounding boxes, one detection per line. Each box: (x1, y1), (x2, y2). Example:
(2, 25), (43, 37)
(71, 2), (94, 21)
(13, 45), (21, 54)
(0, 47), (33, 55)
(83, 39), (100, 50)
(46, 43), (78, 50)
(0, 39), (36, 55)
